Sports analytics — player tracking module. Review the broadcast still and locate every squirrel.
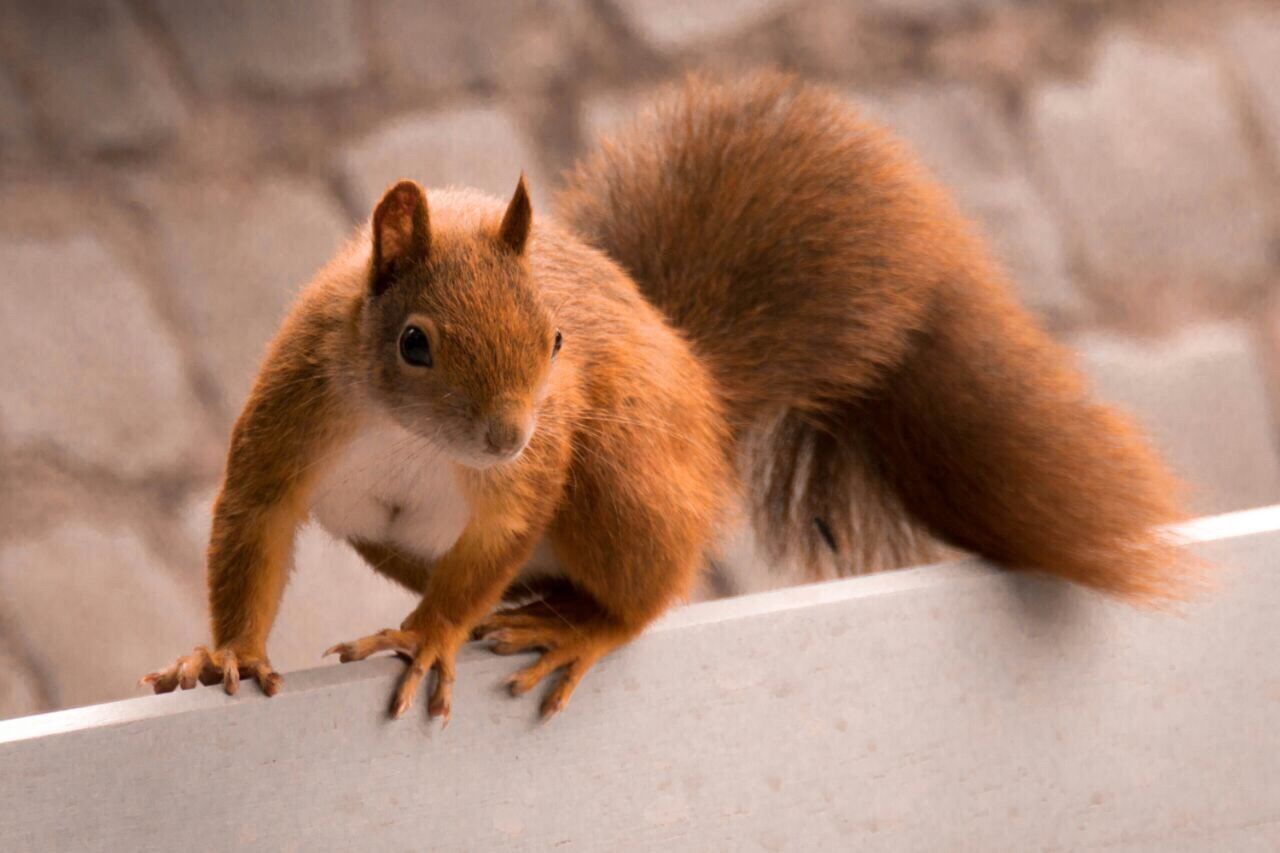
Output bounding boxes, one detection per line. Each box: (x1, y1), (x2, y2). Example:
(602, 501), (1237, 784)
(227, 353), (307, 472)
(144, 71), (1193, 720)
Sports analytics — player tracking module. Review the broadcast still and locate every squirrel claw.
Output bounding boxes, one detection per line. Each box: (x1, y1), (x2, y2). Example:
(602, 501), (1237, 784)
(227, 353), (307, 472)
(324, 628), (415, 664)
(479, 604), (623, 719)
(141, 647), (279, 697)
(328, 626), (458, 722)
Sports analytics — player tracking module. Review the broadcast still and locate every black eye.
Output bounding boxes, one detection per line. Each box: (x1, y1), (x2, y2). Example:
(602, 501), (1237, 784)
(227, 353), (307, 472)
(552, 329), (563, 358)
(399, 325), (432, 367)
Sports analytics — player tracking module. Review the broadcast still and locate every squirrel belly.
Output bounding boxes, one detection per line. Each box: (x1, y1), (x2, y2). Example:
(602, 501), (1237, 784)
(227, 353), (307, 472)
(308, 408), (472, 565)
(308, 404), (573, 593)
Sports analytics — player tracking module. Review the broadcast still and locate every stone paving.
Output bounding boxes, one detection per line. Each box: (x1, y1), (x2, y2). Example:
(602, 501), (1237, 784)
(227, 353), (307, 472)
(1, 0), (1278, 719)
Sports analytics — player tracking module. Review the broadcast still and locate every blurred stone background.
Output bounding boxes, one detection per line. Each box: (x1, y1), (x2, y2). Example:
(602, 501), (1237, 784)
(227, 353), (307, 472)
(2, 0), (1280, 720)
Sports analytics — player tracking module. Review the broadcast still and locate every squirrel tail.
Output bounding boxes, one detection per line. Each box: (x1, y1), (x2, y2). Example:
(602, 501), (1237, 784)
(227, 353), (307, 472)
(557, 71), (1195, 600)
(853, 283), (1193, 600)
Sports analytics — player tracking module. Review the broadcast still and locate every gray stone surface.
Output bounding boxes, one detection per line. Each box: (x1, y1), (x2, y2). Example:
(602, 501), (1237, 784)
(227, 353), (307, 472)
(0, 0), (184, 152)
(1075, 323), (1280, 514)
(1029, 36), (1271, 295)
(373, 0), (586, 93)
(611, 0), (794, 52)
(1223, 9), (1280, 164)
(580, 90), (648, 145)
(861, 85), (1084, 323)
(0, 66), (30, 154)
(340, 107), (547, 213)
(153, 0), (365, 95)
(0, 235), (206, 476)
(0, 643), (42, 721)
(784, 2), (863, 74)
(181, 492), (418, 676)
(858, 0), (1010, 17)
(0, 522), (205, 711)
(145, 177), (350, 416)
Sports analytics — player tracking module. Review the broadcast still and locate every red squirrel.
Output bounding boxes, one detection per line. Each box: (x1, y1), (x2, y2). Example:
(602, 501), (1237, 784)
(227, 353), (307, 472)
(144, 72), (1193, 720)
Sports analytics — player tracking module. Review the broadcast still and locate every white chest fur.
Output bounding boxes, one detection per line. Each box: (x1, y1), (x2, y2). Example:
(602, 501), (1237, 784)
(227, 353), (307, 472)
(309, 415), (472, 560)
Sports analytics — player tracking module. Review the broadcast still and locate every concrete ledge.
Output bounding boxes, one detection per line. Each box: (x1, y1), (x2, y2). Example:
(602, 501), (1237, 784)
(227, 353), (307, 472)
(2, 509), (1278, 850)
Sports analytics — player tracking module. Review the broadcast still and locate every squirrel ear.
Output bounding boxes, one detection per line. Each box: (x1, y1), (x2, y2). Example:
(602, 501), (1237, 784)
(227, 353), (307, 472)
(497, 174), (533, 255)
(371, 180), (430, 295)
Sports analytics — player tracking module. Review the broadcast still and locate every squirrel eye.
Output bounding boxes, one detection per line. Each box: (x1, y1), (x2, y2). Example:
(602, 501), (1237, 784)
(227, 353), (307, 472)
(552, 329), (563, 358)
(399, 325), (432, 368)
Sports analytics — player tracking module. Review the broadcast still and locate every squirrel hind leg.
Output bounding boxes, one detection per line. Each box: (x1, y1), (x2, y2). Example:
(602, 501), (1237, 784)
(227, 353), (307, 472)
(474, 588), (634, 719)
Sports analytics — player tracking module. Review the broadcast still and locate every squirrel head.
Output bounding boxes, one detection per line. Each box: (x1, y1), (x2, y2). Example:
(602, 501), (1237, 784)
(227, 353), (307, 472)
(360, 177), (560, 469)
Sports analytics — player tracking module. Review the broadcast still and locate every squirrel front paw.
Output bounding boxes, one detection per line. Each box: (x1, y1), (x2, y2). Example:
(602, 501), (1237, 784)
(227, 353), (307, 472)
(324, 626), (462, 722)
(141, 646), (282, 697)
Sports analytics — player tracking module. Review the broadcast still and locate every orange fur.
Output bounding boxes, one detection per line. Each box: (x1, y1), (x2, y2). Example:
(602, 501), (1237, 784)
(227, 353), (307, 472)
(144, 178), (729, 717)
(145, 71), (1195, 717)
(558, 70), (1194, 598)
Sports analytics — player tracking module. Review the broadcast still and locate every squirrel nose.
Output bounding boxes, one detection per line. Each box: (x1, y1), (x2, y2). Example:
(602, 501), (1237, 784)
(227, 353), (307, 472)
(484, 412), (533, 458)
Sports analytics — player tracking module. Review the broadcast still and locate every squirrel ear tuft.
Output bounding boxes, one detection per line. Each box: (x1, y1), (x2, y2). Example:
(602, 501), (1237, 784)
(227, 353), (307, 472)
(371, 180), (430, 295)
(498, 174), (533, 255)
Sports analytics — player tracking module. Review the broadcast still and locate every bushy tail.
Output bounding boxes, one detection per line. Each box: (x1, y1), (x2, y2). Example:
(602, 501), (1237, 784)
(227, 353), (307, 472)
(856, 282), (1191, 599)
(557, 71), (1194, 599)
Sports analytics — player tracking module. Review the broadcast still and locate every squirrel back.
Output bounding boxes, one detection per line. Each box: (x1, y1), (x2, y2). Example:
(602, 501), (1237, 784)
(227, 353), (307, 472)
(558, 71), (1193, 598)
